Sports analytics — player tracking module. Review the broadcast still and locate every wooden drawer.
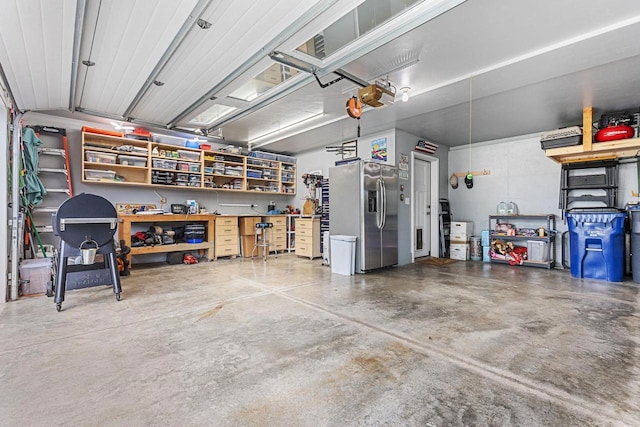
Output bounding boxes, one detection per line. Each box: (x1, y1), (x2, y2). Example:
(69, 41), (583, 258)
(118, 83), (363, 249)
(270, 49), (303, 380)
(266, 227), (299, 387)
(272, 233), (286, 244)
(297, 227), (315, 237)
(216, 224), (238, 236)
(216, 234), (238, 247)
(216, 217), (238, 227)
(296, 219), (315, 230)
(274, 241), (286, 250)
(270, 216), (286, 226)
(296, 244), (313, 256)
(216, 243), (238, 257)
(296, 235), (313, 245)
(273, 225), (286, 234)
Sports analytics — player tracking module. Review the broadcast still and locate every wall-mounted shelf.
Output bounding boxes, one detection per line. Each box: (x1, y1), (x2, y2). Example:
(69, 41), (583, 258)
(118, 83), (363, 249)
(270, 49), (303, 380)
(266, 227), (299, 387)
(545, 107), (640, 163)
(81, 131), (296, 195)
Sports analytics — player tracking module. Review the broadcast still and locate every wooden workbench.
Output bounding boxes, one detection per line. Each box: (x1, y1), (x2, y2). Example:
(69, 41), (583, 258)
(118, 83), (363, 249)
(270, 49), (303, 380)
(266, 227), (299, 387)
(118, 213), (217, 265)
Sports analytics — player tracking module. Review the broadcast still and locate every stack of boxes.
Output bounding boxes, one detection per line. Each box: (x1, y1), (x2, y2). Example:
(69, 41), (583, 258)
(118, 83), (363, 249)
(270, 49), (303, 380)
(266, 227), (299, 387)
(449, 221), (473, 260)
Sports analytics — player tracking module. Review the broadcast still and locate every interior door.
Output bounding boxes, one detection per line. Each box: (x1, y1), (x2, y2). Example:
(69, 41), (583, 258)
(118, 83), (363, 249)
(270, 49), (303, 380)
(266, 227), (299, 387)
(414, 158), (431, 258)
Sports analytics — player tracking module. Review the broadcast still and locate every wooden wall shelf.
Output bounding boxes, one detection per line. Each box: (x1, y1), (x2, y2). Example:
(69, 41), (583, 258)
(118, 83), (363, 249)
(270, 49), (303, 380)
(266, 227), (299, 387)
(81, 131), (296, 195)
(546, 107), (640, 163)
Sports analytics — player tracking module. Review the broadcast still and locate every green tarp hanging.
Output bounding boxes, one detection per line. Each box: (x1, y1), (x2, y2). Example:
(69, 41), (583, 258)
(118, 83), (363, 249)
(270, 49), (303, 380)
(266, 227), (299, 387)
(22, 127), (47, 206)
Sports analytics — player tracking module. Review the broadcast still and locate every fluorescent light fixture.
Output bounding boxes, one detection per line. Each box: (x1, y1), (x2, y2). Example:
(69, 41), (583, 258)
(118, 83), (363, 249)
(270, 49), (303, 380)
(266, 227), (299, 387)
(248, 113), (325, 143)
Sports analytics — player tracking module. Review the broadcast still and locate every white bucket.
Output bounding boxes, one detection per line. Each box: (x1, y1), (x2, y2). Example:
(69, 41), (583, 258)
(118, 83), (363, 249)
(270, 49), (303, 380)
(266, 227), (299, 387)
(80, 239), (99, 265)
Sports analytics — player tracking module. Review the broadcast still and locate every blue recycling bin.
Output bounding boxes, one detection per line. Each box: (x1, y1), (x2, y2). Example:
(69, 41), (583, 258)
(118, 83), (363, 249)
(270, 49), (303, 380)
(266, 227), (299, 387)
(628, 205), (640, 283)
(565, 210), (626, 282)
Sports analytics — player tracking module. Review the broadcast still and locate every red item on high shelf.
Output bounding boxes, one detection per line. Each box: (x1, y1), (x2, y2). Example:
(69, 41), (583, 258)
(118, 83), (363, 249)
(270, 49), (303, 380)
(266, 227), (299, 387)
(81, 126), (124, 138)
(595, 124), (634, 142)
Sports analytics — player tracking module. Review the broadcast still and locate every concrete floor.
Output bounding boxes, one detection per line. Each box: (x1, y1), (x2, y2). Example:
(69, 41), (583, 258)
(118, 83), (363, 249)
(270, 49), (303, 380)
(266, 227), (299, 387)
(1, 255), (639, 426)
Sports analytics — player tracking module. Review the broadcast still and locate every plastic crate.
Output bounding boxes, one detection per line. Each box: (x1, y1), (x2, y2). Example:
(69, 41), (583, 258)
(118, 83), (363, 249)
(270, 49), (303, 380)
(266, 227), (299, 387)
(152, 134), (187, 146)
(277, 154), (296, 164)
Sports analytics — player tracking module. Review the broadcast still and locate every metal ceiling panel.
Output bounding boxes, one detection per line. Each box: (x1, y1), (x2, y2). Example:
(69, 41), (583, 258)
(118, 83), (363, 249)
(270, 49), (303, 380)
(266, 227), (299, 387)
(75, 0), (199, 114)
(0, 0), (76, 111)
(130, 0), (326, 124)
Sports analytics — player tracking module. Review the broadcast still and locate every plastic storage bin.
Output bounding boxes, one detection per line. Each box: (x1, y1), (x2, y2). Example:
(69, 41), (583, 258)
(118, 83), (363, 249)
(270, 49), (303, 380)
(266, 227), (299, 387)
(566, 210), (626, 282)
(184, 224), (205, 243)
(19, 258), (52, 295)
(330, 235), (357, 275)
(177, 149), (200, 161)
(526, 240), (549, 262)
(152, 158), (177, 170)
(85, 169), (116, 181)
(85, 150), (117, 164)
(117, 154), (146, 167)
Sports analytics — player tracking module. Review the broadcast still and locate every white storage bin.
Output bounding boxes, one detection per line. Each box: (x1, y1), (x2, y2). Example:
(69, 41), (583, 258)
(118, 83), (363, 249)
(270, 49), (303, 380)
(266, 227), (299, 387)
(118, 154), (146, 167)
(152, 133), (187, 146)
(527, 240), (549, 262)
(85, 150), (117, 164)
(330, 235), (357, 275)
(19, 258), (52, 295)
(85, 169), (116, 181)
(177, 149), (200, 161)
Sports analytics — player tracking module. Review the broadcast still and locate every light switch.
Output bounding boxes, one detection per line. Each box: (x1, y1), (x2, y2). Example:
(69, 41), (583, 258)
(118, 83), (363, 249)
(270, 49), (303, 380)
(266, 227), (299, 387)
(405, 197), (410, 205)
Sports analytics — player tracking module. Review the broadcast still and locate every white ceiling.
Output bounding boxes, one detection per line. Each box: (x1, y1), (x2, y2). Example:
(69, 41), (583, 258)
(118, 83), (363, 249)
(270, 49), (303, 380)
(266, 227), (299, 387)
(2, 0), (640, 153)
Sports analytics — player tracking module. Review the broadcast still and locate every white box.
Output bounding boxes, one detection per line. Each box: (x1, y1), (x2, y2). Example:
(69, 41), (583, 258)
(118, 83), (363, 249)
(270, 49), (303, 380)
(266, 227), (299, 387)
(451, 221), (473, 242)
(450, 243), (470, 260)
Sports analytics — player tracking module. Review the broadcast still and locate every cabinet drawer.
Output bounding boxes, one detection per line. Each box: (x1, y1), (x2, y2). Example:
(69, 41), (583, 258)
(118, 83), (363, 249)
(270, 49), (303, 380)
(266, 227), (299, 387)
(216, 225), (238, 236)
(270, 217), (286, 226)
(216, 217), (238, 227)
(296, 244), (312, 256)
(216, 244), (239, 256)
(296, 220), (315, 230)
(216, 235), (239, 246)
(296, 235), (313, 244)
(272, 233), (286, 243)
(297, 227), (315, 237)
(273, 225), (286, 234)
(274, 242), (286, 250)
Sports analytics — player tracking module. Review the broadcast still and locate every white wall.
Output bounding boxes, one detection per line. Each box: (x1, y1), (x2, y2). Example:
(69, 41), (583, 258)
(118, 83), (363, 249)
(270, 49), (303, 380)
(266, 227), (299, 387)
(448, 133), (639, 265)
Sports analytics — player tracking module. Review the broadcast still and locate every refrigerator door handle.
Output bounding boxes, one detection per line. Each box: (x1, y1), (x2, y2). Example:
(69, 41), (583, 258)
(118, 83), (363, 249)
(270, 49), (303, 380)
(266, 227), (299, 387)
(380, 178), (386, 229)
(376, 178), (382, 229)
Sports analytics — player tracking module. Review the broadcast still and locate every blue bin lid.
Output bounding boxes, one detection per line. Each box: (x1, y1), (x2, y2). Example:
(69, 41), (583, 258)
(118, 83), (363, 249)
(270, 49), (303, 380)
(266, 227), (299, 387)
(566, 211), (626, 223)
(628, 204), (640, 211)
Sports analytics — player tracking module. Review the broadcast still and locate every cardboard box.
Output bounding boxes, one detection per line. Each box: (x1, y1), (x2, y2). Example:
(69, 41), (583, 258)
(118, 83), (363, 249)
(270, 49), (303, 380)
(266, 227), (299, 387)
(451, 221), (473, 242)
(239, 216), (262, 236)
(450, 243), (470, 260)
(19, 258), (52, 295)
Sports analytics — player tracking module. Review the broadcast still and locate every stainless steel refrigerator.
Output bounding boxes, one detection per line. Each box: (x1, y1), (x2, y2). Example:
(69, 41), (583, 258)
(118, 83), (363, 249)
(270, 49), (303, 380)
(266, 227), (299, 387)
(329, 160), (398, 273)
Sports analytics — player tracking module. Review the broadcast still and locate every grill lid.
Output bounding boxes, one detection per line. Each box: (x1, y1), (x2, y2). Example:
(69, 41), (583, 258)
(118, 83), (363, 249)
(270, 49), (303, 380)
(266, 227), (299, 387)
(55, 193), (118, 248)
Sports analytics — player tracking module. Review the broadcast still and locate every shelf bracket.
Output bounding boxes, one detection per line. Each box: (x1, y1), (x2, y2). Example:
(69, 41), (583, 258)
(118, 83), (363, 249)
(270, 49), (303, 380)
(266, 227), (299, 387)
(453, 169), (491, 178)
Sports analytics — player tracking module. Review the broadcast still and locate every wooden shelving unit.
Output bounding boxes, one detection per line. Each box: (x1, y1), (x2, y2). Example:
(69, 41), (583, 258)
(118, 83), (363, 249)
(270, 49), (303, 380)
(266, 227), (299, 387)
(545, 107), (640, 163)
(81, 131), (296, 195)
